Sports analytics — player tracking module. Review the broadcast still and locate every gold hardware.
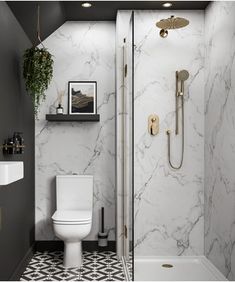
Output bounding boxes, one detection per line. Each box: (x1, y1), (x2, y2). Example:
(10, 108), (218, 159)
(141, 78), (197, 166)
(1, 144), (26, 155)
(124, 225), (127, 239)
(124, 64), (127, 77)
(160, 29), (168, 38)
(167, 70), (189, 170)
(156, 15), (189, 29)
(177, 70), (189, 81)
(175, 70), (189, 135)
(0, 145), (25, 149)
(156, 15), (189, 38)
(177, 91), (184, 97)
(148, 114), (159, 136)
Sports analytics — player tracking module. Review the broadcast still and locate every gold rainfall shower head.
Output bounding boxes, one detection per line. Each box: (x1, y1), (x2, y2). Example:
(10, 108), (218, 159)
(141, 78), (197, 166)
(156, 15), (189, 38)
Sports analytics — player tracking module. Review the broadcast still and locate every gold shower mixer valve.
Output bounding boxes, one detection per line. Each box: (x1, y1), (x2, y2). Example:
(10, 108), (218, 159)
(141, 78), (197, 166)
(148, 114), (159, 136)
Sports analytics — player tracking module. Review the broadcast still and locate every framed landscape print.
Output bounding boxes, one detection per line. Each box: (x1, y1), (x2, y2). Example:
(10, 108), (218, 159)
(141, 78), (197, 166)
(68, 81), (97, 115)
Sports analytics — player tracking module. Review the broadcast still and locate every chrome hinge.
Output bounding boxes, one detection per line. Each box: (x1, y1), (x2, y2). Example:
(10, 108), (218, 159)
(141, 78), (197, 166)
(124, 64), (127, 78)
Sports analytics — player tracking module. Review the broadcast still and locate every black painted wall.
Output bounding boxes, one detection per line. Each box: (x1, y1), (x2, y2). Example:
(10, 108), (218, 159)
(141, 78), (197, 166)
(7, 1), (66, 44)
(0, 2), (35, 280)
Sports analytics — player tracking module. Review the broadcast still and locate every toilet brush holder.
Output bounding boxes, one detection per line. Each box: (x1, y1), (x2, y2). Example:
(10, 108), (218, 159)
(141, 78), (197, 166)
(98, 207), (108, 247)
(98, 231), (108, 247)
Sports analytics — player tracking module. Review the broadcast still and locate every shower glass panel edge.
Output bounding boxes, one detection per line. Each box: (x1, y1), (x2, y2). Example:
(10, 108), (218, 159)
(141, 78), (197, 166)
(131, 11), (134, 281)
(122, 11), (134, 280)
(115, 9), (134, 281)
(125, 11), (134, 280)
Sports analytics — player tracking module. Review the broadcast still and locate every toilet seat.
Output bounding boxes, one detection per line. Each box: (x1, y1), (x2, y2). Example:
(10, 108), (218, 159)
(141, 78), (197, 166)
(52, 210), (92, 225)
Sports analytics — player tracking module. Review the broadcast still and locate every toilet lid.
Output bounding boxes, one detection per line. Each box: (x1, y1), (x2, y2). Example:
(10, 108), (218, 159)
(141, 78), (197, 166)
(52, 210), (92, 223)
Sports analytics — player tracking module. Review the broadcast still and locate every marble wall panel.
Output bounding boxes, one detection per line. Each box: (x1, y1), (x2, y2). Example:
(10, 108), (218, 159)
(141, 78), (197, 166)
(205, 2), (235, 280)
(35, 22), (116, 241)
(133, 10), (205, 256)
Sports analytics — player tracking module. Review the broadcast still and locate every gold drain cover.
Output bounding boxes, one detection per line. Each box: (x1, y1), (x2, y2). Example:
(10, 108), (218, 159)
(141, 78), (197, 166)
(162, 264), (173, 268)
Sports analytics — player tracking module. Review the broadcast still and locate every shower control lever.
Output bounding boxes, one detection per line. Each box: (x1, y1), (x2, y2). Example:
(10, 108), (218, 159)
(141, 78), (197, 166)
(148, 114), (159, 136)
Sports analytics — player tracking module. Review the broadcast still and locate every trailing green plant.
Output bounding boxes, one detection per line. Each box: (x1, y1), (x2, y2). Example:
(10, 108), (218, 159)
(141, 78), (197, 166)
(23, 47), (54, 116)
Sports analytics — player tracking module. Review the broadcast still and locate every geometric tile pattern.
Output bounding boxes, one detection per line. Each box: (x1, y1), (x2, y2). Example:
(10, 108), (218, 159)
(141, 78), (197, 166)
(21, 251), (125, 281)
(126, 254), (133, 281)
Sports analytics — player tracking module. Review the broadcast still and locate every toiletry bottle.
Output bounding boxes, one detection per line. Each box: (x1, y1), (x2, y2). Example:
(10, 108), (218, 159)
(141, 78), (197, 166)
(56, 104), (64, 115)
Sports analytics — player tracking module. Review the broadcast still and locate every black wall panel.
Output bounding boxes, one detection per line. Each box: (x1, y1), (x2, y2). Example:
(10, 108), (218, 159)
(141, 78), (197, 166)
(0, 2), (35, 280)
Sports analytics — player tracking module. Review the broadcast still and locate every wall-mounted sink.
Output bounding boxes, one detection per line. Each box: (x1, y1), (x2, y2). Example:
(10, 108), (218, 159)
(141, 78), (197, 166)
(0, 161), (24, 185)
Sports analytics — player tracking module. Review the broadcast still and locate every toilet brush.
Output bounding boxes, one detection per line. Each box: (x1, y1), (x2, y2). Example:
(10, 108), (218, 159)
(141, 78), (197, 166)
(98, 207), (108, 247)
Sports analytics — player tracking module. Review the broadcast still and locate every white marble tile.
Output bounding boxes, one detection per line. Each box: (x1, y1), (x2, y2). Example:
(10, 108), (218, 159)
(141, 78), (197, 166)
(35, 22), (116, 241)
(205, 2), (235, 280)
(133, 10), (205, 256)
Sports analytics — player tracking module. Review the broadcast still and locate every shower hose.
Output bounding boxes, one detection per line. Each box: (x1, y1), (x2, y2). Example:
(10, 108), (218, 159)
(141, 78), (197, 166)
(167, 94), (184, 170)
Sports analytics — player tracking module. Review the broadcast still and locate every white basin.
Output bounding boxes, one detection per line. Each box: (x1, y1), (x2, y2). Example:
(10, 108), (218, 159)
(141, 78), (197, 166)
(0, 161), (24, 185)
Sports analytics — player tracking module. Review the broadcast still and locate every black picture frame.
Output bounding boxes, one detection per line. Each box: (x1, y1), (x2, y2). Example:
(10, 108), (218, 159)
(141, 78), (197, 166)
(68, 81), (97, 115)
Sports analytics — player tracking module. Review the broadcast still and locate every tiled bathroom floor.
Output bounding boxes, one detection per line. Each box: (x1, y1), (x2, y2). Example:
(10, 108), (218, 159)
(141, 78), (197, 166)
(20, 251), (125, 281)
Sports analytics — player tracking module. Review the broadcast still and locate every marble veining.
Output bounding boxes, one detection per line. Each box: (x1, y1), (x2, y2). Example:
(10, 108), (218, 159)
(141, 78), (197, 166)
(133, 11), (205, 256)
(205, 2), (235, 280)
(35, 22), (116, 241)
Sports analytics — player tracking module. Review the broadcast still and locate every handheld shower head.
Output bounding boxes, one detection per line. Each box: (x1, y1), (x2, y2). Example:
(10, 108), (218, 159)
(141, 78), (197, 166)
(177, 70), (189, 81)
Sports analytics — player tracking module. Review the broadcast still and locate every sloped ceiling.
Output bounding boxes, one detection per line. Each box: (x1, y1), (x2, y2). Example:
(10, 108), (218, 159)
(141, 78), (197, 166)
(7, 1), (66, 44)
(7, 1), (210, 44)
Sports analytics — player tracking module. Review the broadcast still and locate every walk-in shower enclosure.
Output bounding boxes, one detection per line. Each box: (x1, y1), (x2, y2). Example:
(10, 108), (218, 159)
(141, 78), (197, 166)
(116, 2), (235, 281)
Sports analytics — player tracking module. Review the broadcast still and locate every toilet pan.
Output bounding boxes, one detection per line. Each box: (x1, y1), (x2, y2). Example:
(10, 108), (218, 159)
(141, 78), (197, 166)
(53, 222), (91, 268)
(52, 210), (92, 268)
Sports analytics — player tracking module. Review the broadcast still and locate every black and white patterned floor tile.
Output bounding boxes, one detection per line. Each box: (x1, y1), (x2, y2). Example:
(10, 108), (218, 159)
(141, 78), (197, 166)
(21, 251), (126, 281)
(126, 255), (132, 281)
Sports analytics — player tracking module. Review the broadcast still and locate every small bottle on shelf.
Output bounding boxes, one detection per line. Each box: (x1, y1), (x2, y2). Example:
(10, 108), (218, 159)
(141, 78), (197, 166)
(56, 104), (64, 115)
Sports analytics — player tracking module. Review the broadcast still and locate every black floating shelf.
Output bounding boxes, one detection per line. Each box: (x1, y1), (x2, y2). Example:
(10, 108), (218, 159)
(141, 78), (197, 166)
(46, 114), (100, 122)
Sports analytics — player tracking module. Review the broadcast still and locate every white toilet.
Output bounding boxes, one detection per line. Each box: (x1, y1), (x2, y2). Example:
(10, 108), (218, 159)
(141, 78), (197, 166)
(52, 175), (93, 268)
